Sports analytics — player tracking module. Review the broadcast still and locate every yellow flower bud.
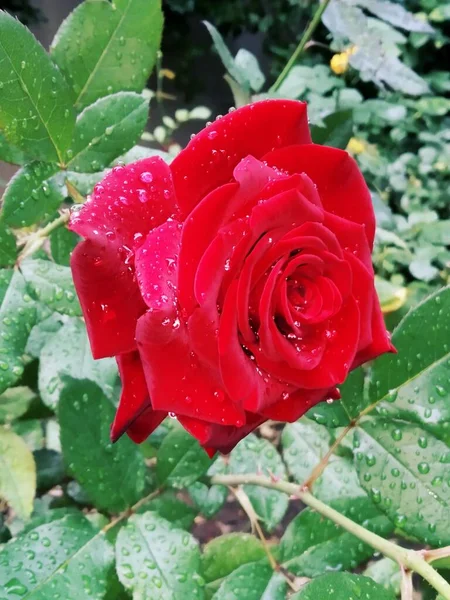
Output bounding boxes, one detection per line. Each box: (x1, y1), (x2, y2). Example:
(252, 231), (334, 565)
(330, 52), (349, 75)
(347, 137), (366, 155)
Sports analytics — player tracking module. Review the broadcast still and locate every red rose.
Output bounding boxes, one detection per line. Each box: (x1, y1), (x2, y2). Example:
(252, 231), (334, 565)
(70, 99), (393, 455)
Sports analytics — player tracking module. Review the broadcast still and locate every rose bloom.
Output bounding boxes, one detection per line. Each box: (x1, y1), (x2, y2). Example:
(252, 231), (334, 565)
(70, 100), (394, 456)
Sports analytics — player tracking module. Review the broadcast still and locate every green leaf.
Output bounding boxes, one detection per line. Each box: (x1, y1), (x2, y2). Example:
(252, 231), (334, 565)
(0, 223), (17, 268)
(0, 270), (37, 394)
(364, 558), (401, 595)
(0, 514), (114, 599)
(65, 170), (106, 196)
(116, 512), (204, 599)
(306, 399), (349, 428)
(0, 131), (29, 165)
(0, 387), (36, 423)
(188, 481), (227, 519)
(19, 506), (80, 535)
(0, 11), (75, 163)
(228, 434), (288, 531)
(429, 4), (450, 22)
(1, 162), (64, 228)
(157, 427), (211, 489)
(135, 490), (197, 530)
(212, 563), (286, 600)
(370, 286), (450, 430)
(188, 457), (228, 518)
(203, 21), (249, 91)
(291, 572), (396, 599)
(0, 427), (36, 519)
(311, 109), (353, 149)
(25, 313), (64, 359)
(279, 496), (393, 576)
(234, 49), (265, 92)
(201, 533), (265, 584)
(38, 318), (117, 409)
(354, 418), (450, 546)
(34, 449), (65, 492)
(357, 0), (434, 33)
(51, 0), (164, 110)
(50, 226), (78, 266)
(21, 259), (81, 317)
(282, 419), (365, 501)
(12, 420), (45, 452)
(67, 92), (149, 173)
(58, 378), (146, 513)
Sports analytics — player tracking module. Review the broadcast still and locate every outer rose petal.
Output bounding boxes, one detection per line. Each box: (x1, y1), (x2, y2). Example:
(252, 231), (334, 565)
(263, 144), (375, 247)
(171, 100), (311, 213)
(178, 412), (265, 455)
(70, 157), (178, 358)
(71, 241), (146, 358)
(353, 300), (395, 367)
(111, 351), (166, 443)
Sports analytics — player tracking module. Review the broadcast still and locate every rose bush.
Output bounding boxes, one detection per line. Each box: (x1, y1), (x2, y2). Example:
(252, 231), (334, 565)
(70, 99), (393, 454)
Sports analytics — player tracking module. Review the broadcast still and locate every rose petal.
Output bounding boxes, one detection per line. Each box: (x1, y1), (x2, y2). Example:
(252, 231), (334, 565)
(178, 412), (265, 455)
(250, 296), (361, 389)
(135, 219), (182, 310)
(71, 241), (146, 358)
(171, 99), (311, 213)
(70, 157), (178, 358)
(178, 156), (285, 314)
(111, 351), (166, 443)
(353, 300), (395, 367)
(261, 388), (329, 421)
(263, 144), (375, 247)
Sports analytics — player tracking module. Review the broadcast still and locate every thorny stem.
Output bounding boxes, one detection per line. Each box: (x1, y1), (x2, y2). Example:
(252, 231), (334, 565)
(102, 487), (163, 534)
(270, 0), (332, 92)
(211, 474), (450, 600)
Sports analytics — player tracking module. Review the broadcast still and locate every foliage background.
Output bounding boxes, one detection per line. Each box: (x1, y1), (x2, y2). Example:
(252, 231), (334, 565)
(0, 0), (449, 599)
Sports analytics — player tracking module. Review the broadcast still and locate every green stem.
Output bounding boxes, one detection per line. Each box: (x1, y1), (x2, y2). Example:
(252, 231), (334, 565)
(211, 474), (450, 600)
(16, 210), (70, 264)
(270, 0), (332, 92)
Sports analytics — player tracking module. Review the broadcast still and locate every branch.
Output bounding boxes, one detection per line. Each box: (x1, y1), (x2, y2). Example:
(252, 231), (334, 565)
(211, 474), (450, 600)
(16, 210), (70, 264)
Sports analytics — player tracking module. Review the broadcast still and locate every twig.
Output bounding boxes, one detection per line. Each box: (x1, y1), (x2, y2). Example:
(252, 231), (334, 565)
(102, 487), (163, 534)
(401, 567), (414, 600)
(229, 485), (297, 592)
(16, 210), (70, 265)
(271, 0), (332, 92)
(211, 474), (450, 600)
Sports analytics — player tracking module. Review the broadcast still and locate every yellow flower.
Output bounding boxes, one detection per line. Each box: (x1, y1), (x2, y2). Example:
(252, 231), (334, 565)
(347, 137), (366, 155)
(330, 46), (358, 75)
(330, 52), (349, 75)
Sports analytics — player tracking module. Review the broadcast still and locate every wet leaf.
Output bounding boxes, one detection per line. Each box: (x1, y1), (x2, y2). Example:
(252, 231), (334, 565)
(212, 563), (286, 600)
(228, 434), (288, 531)
(354, 418), (450, 546)
(201, 533), (265, 584)
(279, 496), (393, 576)
(282, 419), (365, 501)
(0, 11), (75, 163)
(157, 427), (211, 489)
(291, 572), (396, 599)
(68, 92), (149, 173)
(51, 0), (163, 109)
(21, 259), (81, 317)
(116, 512), (204, 599)
(0, 514), (114, 599)
(59, 378), (146, 513)
(1, 162), (64, 228)
(38, 318), (117, 409)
